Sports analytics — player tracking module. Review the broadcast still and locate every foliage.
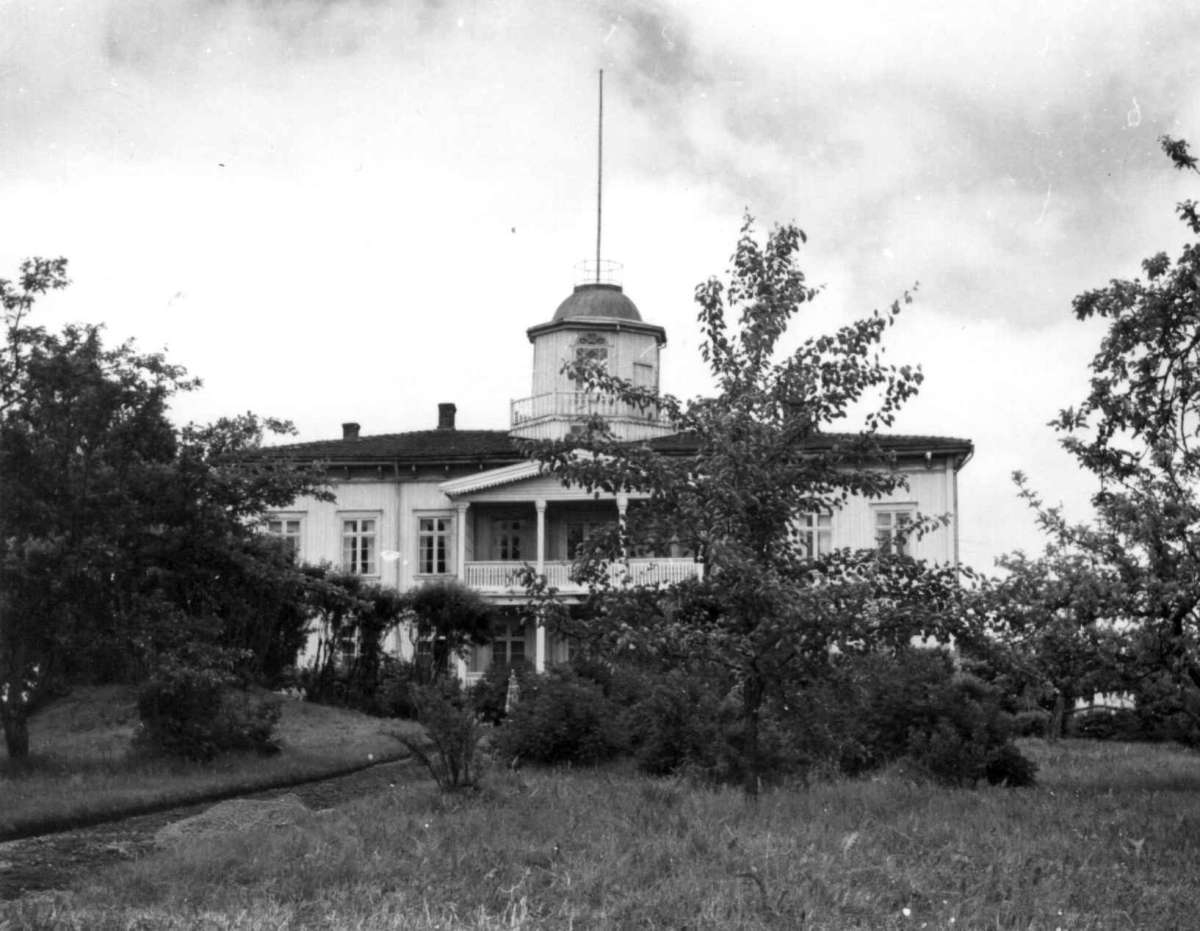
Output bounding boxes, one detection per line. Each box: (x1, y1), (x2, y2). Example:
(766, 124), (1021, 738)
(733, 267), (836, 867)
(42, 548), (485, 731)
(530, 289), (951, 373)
(468, 657), (534, 725)
(1019, 136), (1200, 738)
(371, 656), (422, 719)
(520, 215), (972, 793)
(401, 580), (494, 682)
(493, 667), (627, 766)
(0, 258), (328, 759)
(399, 680), (483, 791)
(967, 546), (1130, 738)
(134, 646), (282, 762)
(302, 568), (408, 708)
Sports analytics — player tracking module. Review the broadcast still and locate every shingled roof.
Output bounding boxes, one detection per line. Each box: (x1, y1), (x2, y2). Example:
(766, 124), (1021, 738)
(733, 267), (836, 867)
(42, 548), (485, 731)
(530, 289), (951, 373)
(259, 428), (972, 466)
(647, 431), (973, 458)
(259, 429), (523, 464)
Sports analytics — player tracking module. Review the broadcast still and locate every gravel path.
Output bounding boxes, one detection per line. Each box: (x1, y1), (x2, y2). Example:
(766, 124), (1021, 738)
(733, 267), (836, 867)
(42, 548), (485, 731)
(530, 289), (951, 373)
(0, 757), (423, 901)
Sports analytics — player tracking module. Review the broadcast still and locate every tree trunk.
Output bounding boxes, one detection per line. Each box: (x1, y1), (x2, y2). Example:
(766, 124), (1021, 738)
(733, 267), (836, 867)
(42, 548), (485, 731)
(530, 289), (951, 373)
(1049, 692), (1066, 741)
(741, 672), (765, 798)
(3, 709), (30, 760)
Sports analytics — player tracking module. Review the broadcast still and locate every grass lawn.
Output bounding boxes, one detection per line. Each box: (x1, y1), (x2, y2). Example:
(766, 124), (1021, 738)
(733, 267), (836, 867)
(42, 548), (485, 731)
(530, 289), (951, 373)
(3, 738), (1199, 929)
(0, 686), (418, 839)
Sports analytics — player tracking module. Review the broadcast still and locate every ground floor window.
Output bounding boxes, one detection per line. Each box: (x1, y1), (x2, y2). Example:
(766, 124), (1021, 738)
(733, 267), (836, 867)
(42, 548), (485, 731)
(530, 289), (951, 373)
(467, 616), (529, 675)
(266, 515), (303, 560)
(874, 507), (915, 557)
(798, 512), (832, 558)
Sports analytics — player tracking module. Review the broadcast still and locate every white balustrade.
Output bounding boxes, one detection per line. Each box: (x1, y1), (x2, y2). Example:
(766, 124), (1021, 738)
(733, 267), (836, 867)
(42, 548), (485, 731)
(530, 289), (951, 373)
(463, 558), (701, 594)
(511, 392), (665, 427)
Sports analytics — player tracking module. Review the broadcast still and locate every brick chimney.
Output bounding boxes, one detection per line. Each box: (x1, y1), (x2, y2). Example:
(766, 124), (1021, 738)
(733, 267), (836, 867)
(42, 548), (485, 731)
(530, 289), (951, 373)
(342, 422), (360, 440)
(437, 403), (457, 430)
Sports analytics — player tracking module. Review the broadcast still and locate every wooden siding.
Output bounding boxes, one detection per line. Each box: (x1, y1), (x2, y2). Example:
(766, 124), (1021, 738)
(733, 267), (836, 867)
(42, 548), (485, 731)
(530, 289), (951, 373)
(529, 328), (660, 397)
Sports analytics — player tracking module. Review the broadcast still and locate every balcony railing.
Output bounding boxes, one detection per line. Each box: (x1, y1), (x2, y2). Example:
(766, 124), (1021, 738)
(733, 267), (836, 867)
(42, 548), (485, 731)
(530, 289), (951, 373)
(464, 558), (701, 594)
(511, 392), (665, 428)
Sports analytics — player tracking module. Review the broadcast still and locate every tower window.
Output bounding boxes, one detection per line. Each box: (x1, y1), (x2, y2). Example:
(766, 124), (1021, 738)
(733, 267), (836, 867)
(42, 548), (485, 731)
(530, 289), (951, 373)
(574, 333), (608, 372)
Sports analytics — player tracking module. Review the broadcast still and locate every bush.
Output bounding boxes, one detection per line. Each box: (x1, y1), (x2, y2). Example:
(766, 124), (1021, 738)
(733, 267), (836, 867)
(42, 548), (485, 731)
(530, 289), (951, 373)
(626, 670), (725, 776)
(469, 659), (534, 725)
(777, 650), (1037, 788)
(372, 656), (422, 719)
(400, 680), (483, 791)
(1069, 707), (1147, 741)
(494, 667), (626, 765)
(136, 650), (281, 762)
(1012, 708), (1051, 738)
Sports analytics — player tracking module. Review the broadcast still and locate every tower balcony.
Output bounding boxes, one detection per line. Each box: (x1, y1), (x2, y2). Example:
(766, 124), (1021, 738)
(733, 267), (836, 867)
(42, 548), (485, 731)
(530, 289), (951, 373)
(509, 391), (673, 440)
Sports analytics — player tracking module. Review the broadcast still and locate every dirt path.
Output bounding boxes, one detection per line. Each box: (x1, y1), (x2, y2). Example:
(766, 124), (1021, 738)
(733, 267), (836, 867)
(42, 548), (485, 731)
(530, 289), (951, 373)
(0, 757), (423, 901)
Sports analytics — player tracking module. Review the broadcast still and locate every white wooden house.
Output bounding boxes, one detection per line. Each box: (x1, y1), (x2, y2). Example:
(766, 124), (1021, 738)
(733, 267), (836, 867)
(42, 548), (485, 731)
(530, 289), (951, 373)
(265, 273), (973, 681)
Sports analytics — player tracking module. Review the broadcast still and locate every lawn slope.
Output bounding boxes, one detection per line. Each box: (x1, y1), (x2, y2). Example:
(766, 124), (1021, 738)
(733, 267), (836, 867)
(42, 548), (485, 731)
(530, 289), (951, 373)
(0, 686), (416, 840)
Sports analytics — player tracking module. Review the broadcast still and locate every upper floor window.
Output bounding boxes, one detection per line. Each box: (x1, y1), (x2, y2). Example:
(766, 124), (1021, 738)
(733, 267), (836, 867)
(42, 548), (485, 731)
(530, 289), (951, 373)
(798, 513), (832, 559)
(494, 519), (522, 561)
(874, 507), (915, 558)
(418, 516), (451, 575)
(341, 517), (378, 575)
(266, 516), (302, 561)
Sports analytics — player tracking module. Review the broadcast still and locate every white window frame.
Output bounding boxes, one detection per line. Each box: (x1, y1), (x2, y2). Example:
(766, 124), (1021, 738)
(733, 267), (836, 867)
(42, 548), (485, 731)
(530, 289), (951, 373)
(494, 617), (528, 666)
(797, 512), (832, 559)
(340, 513), (380, 576)
(873, 505), (916, 558)
(265, 513), (304, 561)
(416, 512), (453, 576)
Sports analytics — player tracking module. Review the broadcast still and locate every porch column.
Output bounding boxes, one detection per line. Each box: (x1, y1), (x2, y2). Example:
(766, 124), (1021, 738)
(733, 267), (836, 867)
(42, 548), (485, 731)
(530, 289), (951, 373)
(535, 499), (547, 673)
(454, 500), (470, 683)
(535, 499), (547, 575)
(454, 501), (469, 582)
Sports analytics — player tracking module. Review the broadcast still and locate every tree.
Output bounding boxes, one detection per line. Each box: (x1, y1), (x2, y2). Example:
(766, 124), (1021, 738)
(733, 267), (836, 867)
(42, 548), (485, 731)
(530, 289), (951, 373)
(0, 259), (327, 759)
(969, 545), (1129, 738)
(1031, 135), (1200, 732)
(401, 580), (494, 682)
(522, 216), (970, 794)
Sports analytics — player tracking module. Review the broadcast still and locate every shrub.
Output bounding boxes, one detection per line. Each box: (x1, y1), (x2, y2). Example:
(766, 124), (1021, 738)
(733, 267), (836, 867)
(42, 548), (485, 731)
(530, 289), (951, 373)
(373, 656), (422, 719)
(1012, 708), (1051, 738)
(469, 659), (534, 725)
(899, 668), (1037, 788)
(494, 667), (626, 765)
(136, 649), (281, 762)
(775, 650), (1037, 788)
(626, 670), (725, 776)
(400, 680), (483, 791)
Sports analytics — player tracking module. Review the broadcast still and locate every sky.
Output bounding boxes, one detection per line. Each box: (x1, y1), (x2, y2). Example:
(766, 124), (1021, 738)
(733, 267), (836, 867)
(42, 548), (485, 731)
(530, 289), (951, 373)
(3, 0), (1200, 574)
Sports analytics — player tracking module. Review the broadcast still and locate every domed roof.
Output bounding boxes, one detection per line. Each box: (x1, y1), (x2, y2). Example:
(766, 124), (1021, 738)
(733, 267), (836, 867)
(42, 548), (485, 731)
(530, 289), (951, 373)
(551, 283), (642, 323)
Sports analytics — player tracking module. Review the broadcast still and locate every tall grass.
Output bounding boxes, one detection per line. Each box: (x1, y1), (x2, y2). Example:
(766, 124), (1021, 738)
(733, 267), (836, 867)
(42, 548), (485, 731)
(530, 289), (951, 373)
(5, 740), (1199, 929)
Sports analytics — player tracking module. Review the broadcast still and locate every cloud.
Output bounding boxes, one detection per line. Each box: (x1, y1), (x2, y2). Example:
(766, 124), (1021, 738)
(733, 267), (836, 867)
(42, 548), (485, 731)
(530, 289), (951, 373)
(3, 0), (1200, 571)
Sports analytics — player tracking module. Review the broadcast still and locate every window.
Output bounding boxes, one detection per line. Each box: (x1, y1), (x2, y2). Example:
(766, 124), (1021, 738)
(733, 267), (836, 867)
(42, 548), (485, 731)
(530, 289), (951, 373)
(574, 333), (608, 372)
(418, 516), (451, 575)
(494, 519), (522, 561)
(798, 513), (832, 559)
(566, 520), (610, 558)
(341, 517), (377, 575)
(875, 508), (915, 557)
(633, 362), (655, 390)
(493, 618), (527, 666)
(266, 516), (302, 560)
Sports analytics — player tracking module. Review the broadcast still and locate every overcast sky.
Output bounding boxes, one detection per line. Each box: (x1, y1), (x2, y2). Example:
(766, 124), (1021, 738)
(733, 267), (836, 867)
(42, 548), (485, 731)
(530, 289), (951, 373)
(4, 0), (1199, 573)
